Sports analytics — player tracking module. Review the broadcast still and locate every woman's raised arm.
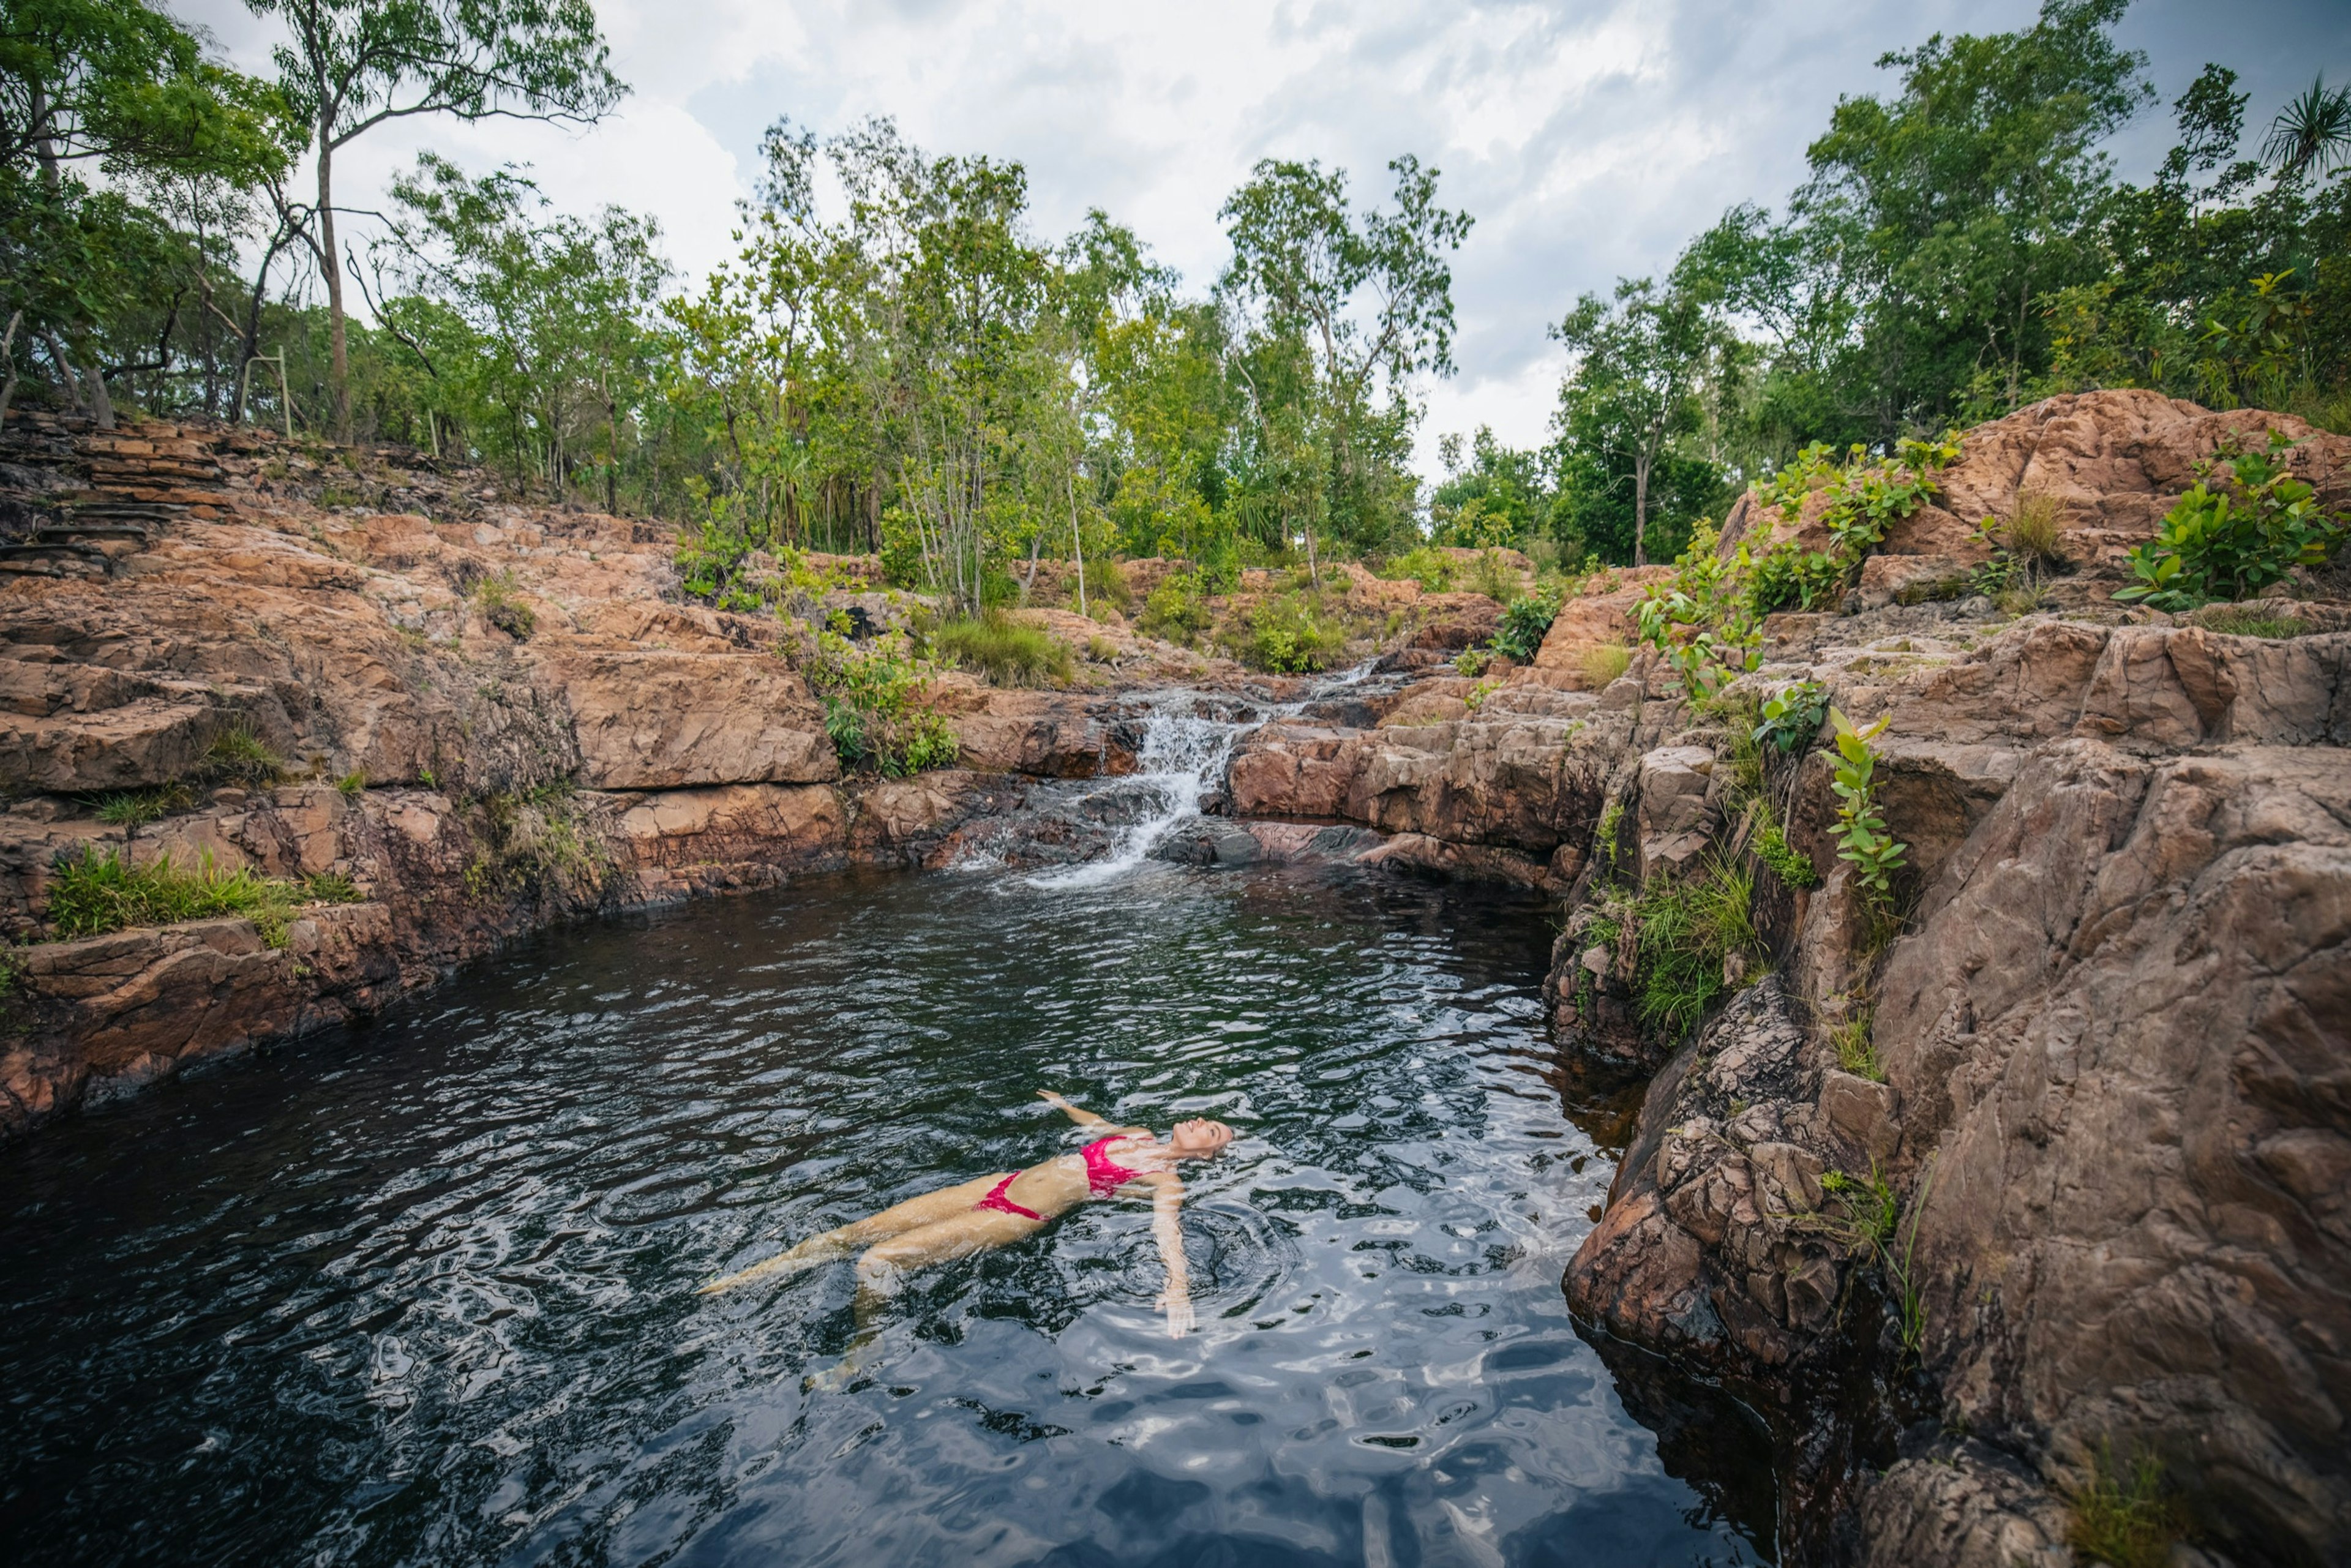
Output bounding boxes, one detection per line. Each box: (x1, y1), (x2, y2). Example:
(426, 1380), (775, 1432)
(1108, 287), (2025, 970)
(1037, 1089), (1144, 1134)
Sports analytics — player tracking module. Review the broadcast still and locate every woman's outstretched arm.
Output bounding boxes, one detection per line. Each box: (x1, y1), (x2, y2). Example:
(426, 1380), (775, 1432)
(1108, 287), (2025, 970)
(1144, 1170), (1193, 1337)
(1037, 1090), (1147, 1135)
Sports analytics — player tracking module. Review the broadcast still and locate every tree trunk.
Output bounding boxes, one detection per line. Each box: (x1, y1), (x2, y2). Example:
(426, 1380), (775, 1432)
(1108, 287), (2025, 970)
(1632, 451), (1652, 568)
(603, 370), (620, 514)
(86, 362), (113, 430)
(317, 134), (351, 443)
(45, 333), (82, 410)
(0, 312), (20, 427)
(1068, 471), (1086, 617)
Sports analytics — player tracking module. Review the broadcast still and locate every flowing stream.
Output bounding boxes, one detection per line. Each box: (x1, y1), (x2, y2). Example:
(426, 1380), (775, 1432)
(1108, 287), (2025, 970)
(0, 858), (1773, 1566)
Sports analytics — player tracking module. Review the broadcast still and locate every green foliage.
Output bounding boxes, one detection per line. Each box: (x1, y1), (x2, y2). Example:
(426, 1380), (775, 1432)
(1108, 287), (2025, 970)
(1464, 549), (1522, 605)
(199, 721), (282, 788)
(1594, 798), (1626, 877)
(800, 631), (958, 777)
(1138, 571), (1213, 642)
(1819, 1166), (1899, 1248)
(1488, 592), (1558, 659)
(1828, 707), (1906, 900)
(1632, 857), (1758, 1041)
(470, 568), (536, 638)
(1752, 802), (1820, 890)
(2067, 1446), (2187, 1568)
(1752, 679), (1828, 754)
(92, 782), (193, 828)
(932, 613), (1074, 687)
(1234, 593), (1344, 673)
(2115, 430), (2348, 610)
(1430, 427), (1548, 548)
(336, 770), (366, 797)
(46, 846), (356, 948)
(1381, 545), (1458, 591)
(1742, 539), (1846, 615)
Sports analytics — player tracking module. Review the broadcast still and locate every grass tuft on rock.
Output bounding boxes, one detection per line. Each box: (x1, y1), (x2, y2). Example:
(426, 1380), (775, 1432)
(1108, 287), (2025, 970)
(199, 721), (282, 787)
(92, 783), (195, 828)
(2066, 1447), (2186, 1568)
(1633, 856), (1758, 1040)
(47, 848), (363, 948)
(934, 612), (1074, 686)
(2194, 606), (2307, 639)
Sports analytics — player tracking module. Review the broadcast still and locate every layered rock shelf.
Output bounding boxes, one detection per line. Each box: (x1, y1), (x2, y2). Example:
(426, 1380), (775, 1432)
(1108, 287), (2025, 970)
(4, 390), (2348, 1566)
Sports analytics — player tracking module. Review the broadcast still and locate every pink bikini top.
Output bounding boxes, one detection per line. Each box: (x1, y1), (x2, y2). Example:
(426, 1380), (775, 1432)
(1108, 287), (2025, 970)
(1082, 1135), (1147, 1193)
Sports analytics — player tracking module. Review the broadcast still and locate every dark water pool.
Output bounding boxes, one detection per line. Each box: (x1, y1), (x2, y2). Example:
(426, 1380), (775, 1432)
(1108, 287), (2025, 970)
(0, 862), (1771, 1566)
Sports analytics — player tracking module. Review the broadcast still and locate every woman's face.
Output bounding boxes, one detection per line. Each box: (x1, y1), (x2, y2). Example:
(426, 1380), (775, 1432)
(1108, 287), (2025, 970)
(1168, 1118), (1234, 1157)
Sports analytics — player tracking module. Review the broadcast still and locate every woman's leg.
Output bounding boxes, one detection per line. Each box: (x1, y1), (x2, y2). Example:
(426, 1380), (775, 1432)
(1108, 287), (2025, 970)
(699, 1174), (1010, 1295)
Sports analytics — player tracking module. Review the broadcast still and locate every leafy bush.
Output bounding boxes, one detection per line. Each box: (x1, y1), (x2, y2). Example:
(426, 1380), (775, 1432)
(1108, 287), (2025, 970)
(1466, 549), (1521, 604)
(1752, 680), (1829, 754)
(1828, 707), (1907, 901)
(1743, 539), (1846, 615)
(199, 722), (282, 788)
(1633, 857), (1758, 1040)
(1380, 546), (1458, 592)
(1489, 593), (1559, 659)
(47, 847), (360, 948)
(1139, 571), (1212, 642)
(1237, 595), (1344, 673)
(932, 613), (1074, 687)
(2117, 430), (2348, 610)
(1581, 642), (1631, 688)
(800, 631), (959, 777)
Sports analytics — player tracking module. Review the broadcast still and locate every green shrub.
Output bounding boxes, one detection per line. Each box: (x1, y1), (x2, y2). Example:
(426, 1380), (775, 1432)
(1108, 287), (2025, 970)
(933, 613), (1074, 687)
(2066, 1447), (2186, 1568)
(1139, 571), (1212, 642)
(1633, 857), (1758, 1040)
(1237, 595), (1344, 673)
(800, 631), (959, 778)
(1381, 546), (1458, 592)
(1466, 549), (1522, 604)
(1743, 539), (1846, 615)
(1489, 593), (1559, 659)
(337, 771), (367, 797)
(199, 721), (282, 788)
(46, 847), (357, 948)
(93, 784), (194, 828)
(1752, 680), (1828, 754)
(2117, 430), (2348, 610)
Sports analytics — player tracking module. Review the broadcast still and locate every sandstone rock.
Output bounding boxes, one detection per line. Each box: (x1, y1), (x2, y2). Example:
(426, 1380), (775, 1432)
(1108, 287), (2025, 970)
(1873, 741), (2351, 1565)
(1859, 1443), (2073, 1568)
(545, 650), (838, 789)
(1636, 744), (1717, 876)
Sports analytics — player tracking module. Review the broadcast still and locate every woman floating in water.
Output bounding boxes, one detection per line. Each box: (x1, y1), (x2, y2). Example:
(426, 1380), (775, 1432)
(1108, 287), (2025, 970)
(700, 1091), (1235, 1338)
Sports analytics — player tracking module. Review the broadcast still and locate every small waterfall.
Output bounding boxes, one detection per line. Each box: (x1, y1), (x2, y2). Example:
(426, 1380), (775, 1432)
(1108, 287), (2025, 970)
(1021, 663), (1380, 890)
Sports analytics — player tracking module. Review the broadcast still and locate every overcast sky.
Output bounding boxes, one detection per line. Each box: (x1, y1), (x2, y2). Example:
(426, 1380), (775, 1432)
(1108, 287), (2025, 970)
(186, 0), (2348, 473)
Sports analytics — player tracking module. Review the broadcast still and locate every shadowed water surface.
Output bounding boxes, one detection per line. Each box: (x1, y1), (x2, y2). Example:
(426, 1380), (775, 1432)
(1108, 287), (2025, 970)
(0, 863), (1771, 1566)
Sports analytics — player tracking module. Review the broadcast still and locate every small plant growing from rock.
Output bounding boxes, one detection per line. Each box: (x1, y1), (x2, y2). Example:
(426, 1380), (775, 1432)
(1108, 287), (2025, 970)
(471, 570), (536, 639)
(1632, 855), (1759, 1040)
(1750, 801), (1819, 890)
(93, 784), (195, 830)
(2193, 604), (2308, 638)
(1828, 707), (1906, 902)
(1831, 1008), (1882, 1081)
(2066, 1444), (2187, 1568)
(2117, 429), (2348, 610)
(337, 771), (367, 797)
(47, 847), (358, 948)
(200, 721), (282, 788)
(1752, 680), (1828, 755)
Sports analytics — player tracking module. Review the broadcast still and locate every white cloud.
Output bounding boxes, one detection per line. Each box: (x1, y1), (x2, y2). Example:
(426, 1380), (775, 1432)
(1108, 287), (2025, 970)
(181, 0), (2350, 475)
